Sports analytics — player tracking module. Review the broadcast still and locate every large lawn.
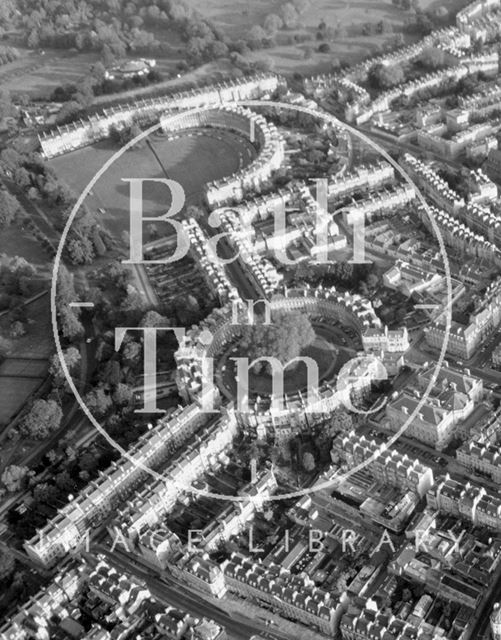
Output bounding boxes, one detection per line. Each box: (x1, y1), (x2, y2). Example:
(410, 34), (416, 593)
(0, 49), (101, 96)
(187, 0), (448, 70)
(220, 326), (355, 399)
(0, 226), (50, 264)
(0, 377), (44, 426)
(50, 129), (256, 241)
(0, 293), (52, 426)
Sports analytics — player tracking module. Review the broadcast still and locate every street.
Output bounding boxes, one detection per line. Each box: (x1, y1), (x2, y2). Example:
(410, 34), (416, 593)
(95, 544), (297, 640)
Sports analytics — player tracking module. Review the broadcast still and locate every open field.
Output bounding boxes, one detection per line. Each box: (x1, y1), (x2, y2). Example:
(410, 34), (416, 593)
(0, 293), (52, 425)
(50, 129), (256, 240)
(0, 359), (48, 377)
(0, 49), (101, 96)
(221, 325), (354, 398)
(0, 377), (43, 426)
(419, 0), (470, 11)
(0, 45), (212, 98)
(0, 0), (470, 97)
(190, 0), (465, 34)
(0, 293), (53, 360)
(188, 0), (463, 71)
(0, 225), (51, 265)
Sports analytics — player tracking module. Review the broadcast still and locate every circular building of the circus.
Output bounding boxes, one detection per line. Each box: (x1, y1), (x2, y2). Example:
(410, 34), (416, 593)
(174, 286), (392, 441)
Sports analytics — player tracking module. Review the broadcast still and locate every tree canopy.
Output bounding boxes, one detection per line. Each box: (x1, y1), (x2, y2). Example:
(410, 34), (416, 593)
(0, 189), (21, 229)
(240, 311), (315, 374)
(369, 62), (405, 89)
(2, 465), (31, 492)
(20, 399), (63, 439)
(49, 346), (81, 387)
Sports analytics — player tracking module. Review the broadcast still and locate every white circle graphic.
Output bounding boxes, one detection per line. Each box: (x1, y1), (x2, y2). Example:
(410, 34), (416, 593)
(51, 100), (452, 502)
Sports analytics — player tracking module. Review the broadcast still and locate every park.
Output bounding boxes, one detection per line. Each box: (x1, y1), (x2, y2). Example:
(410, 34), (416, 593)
(50, 126), (257, 241)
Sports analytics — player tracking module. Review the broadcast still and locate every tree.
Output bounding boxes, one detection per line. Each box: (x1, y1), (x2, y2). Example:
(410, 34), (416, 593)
(0, 548), (15, 580)
(46, 450), (58, 464)
(0, 189), (20, 228)
(85, 387), (112, 418)
(49, 346), (81, 386)
(413, 12), (433, 35)
(10, 320), (26, 337)
(67, 235), (95, 265)
(369, 62), (405, 89)
(2, 465), (30, 492)
(55, 263), (77, 308)
(140, 310), (170, 328)
(120, 286), (147, 324)
(27, 29), (40, 49)
(302, 451), (316, 471)
(263, 13), (283, 34)
(280, 3), (299, 28)
(97, 260), (132, 292)
(147, 223), (158, 240)
(331, 410), (353, 432)
(90, 61), (106, 81)
(390, 33), (405, 48)
(175, 294), (200, 325)
(75, 78), (95, 107)
(11, 166), (30, 189)
(33, 482), (60, 504)
(55, 101), (81, 125)
(59, 308), (84, 340)
(0, 335), (11, 361)
(113, 382), (133, 406)
(249, 25), (267, 48)
(92, 226), (107, 256)
(109, 121), (144, 148)
(4, 256), (35, 286)
(55, 470), (76, 493)
(147, 5), (161, 21)
(79, 450), (99, 473)
(20, 399), (62, 439)
(240, 311), (315, 374)
(254, 57), (274, 72)
(402, 587), (413, 601)
(419, 46), (445, 69)
(101, 43), (115, 67)
(211, 41), (229, 58)
(122, 339), (142, 365)
(99, 358), (120, 386)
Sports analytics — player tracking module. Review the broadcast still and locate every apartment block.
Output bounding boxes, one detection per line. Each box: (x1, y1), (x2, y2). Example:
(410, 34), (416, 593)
(332, 430), (434, 497)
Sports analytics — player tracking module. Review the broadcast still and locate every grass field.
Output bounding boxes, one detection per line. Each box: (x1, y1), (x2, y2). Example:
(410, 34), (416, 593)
(221, 328), (354, 398)
(0, 293), (53, 360)
(0, 226), (50, 264)
(0, 0), (470, 96)
(191, 0), (466, 35)
(0, 49), (101, 96)
(188, 0), (464, 71)
(0, 359), (48, 377)
(0, 377), (43, 425)
(50, 129), (256, 240)
(0, 293), (52, 425)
